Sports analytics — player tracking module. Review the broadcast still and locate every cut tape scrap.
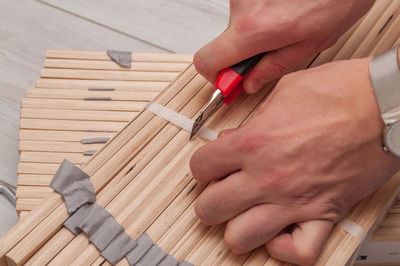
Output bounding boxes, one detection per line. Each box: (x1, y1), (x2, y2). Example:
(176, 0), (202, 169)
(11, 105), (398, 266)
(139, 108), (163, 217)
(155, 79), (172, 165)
(145, 101), (218, 141)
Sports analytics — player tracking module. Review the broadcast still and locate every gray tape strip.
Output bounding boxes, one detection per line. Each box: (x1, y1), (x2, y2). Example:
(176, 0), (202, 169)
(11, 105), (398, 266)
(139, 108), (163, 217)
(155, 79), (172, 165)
(83, 97), (112, 101)
(101, 232), (138, 264)
(107, 50), (132, 68)
(136, 245), (166, 266)
(81, 137), (110, 144)
(370, 46), (400, 114)
(51, 161), (193, 265)
(179, 261), (193, 266)
(49, 160), (95, 214)
(88, 88), (115, 91)
(83, 150), (97, 156)
(158, 255), (179, 266)
(64, 203), (137, 263)
(83, 129), (114, 133)
(126, 233), (153, 264)
(64, 204), (92, 234)
(81, 204), (125, 251)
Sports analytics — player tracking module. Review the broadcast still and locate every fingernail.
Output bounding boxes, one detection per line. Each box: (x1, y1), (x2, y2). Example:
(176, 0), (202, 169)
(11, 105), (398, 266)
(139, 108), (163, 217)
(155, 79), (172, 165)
(247, 79), (266, 94)
(218, 128), (237, 138)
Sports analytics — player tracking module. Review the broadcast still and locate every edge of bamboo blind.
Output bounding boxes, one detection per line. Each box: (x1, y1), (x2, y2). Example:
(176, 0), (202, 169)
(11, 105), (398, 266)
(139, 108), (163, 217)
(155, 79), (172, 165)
(0, 63), (197, 264)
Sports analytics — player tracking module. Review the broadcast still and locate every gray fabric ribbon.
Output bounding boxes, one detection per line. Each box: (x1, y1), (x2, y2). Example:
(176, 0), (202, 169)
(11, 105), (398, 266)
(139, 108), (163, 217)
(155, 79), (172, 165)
(50, 159), (193, 266)
(49, 159), (95, 214)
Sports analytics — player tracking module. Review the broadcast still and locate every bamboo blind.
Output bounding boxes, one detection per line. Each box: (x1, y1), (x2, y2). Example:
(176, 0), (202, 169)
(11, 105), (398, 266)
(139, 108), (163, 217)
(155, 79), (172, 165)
(2, 1), (400, 265)
(16, 51), (192, 216)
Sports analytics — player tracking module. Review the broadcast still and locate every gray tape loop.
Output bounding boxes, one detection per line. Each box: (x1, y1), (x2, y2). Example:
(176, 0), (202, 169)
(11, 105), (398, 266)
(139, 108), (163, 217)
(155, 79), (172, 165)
(101, 232), (138, 265)
(49, 159), (95, 214)
(126, 233), (153, 264)
(51, 160), (193, 265)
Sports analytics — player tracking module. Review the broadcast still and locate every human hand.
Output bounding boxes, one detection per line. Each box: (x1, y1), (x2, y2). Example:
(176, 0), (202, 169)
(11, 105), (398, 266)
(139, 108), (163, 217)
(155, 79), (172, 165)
(190, 57), (400, 265)
(194, 0), (374, 93)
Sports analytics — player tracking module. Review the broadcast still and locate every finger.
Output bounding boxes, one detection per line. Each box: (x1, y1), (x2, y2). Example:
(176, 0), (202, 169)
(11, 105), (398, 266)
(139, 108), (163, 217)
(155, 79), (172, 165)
(243, 41), (317, 93)
(190, 130), (242, 183)
(194, 27), (299, 83)
(224, 204), (297, 254)
(218, 128), (238, 138)
(195, 171), (261, 225)
(266, 220), (333, 265)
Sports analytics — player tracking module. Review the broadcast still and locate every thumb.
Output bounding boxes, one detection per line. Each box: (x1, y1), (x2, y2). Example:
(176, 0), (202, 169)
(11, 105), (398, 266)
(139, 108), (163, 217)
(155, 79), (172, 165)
(266, 220), (333, 266)
(194, 28), (258, 83)
(194, 24), (299, 84)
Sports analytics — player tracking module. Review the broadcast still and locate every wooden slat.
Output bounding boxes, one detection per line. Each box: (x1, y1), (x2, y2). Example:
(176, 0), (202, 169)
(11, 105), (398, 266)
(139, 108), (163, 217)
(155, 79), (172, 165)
(16, 186), (53, 199)
(19, 151), (86, 164)
(25, 88), (159, 101)
(17, 174), (54, 186)
(41, 68), (178, 81)
(18, 163), (78, 175)
(22, 98), (146, 111)
(19, 140), (105, 153)
(19, 129), (115, 142)
(45, 50), (193, 62)
(36, 79), (169, 90)
(18, 211), (31, 221)
(44, 59), (189, 72)
(15, 198), (44, 211)
(20, 108), (136, 122)
(20, 119), (125, 132)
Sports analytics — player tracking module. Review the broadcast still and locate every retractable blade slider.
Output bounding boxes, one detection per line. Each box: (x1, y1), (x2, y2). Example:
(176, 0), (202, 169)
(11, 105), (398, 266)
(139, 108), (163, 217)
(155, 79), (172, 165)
(190, 52), (266, 140)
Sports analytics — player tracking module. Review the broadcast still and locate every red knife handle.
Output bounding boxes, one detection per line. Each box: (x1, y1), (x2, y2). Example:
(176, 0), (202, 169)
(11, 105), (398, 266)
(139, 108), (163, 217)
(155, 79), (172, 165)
(215, 53), (265, 104)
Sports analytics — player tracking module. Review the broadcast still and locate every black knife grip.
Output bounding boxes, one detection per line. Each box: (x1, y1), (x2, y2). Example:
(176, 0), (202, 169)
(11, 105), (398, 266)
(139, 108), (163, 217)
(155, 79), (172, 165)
(230, 52), (266, 76)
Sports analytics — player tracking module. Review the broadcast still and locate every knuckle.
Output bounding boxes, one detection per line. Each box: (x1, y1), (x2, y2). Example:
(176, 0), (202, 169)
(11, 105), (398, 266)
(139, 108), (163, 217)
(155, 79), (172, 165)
(233, 15), (258, 36)
(320, 199), (347, 222)
(236, 131), (265, 155)
(232, 15), (269, 43)
(268, 59), (291, 78)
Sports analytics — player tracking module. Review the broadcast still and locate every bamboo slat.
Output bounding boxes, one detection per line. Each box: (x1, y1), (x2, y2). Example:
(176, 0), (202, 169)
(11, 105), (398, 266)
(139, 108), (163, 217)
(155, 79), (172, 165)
(40, 69), (178, 81)
(35, 79), (170, 90)
(2, 2), (400, 265)
(21, 98), (147, 111)
(25, 88), (158, 101)
(19, 130), (115, 142)
(45, 50), (193, 62)
(43, 59), (189, 72)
